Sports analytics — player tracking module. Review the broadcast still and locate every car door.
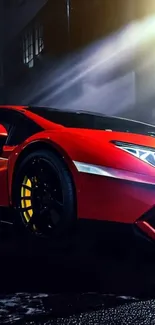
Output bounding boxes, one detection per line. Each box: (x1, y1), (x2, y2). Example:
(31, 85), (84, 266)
(0, 108), (42, 209)
(0, 109), (21, 206)
(0, 122), (10, 206)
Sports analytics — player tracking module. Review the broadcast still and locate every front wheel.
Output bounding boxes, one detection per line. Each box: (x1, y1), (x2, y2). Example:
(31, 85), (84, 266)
(12, 149), (76, 239)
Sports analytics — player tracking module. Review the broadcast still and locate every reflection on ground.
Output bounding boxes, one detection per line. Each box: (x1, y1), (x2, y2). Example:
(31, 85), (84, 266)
(0, 292), (140, 324)
(0, 214), (155, 324)
(1, 293), (155, 325)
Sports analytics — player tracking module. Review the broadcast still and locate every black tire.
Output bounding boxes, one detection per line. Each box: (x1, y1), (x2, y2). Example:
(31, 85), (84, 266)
(12, 149), (76, 239)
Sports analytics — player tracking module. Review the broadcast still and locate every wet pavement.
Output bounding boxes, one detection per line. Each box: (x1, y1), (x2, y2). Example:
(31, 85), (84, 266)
(1, 292), (155, 324)
(1, 217), (155, 324)
(0, 293), (146, 324)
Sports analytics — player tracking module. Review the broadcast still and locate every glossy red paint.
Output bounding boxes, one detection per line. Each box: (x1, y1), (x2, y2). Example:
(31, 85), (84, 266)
(2, 146), (17, 159)
(7, 134), (81, 206)
(11, 127), (155, 177)
(0, 124), (8, 137)
(0, 158), (9, 206)
(1, 105), (155, 241)
(0, 105), (27, 112)
(8, 126), (155, 225)
(76, 173), (155, 223)
(23, 108), (155, 177)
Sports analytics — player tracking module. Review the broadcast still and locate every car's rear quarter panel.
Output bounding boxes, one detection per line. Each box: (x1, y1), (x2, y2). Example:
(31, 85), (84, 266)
(0, 158), (10, 206)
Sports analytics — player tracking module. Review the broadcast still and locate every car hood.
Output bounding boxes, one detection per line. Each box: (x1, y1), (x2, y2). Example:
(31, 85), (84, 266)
(63, 116), (155, 149)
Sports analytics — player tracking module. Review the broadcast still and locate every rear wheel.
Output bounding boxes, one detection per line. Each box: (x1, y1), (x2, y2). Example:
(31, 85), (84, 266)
(12, 150), (76, 238)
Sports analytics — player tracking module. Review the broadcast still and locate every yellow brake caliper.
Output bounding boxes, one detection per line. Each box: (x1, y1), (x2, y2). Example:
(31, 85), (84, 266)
(21, 176), (33, 223)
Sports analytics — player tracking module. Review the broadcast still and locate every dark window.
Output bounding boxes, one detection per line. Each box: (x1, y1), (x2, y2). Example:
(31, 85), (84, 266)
(0, 108), (42, 147)
(0, 109), (20, 150)
(35, 24), (44, 56)
(22, 23), (44, 69)
(0, 109), (19, 138)
(28, 107), (108, 129)
(8, 116), (42, 146)
(22, 29), (34, 68)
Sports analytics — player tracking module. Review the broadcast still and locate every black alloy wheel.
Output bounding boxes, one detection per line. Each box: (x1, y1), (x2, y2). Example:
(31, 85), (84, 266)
(13, 149), (76, 238)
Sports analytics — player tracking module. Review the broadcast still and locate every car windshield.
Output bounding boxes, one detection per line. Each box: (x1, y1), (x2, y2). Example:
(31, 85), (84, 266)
(28, 107), (108, 129)
(28, 106), (155, 135)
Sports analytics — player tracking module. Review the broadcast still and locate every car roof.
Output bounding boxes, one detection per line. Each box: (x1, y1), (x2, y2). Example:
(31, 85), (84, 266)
(1, 105), (155, 134)
(0, 105), (27, 112)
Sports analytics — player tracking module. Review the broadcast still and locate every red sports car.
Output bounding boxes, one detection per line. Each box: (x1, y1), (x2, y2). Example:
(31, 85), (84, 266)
(0, 105), (155, 241)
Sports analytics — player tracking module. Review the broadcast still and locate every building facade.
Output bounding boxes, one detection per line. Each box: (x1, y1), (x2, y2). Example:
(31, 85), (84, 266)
(3, 0), (155, 123)
(0, 0), (4, 103)
(3, 0), (48, 45)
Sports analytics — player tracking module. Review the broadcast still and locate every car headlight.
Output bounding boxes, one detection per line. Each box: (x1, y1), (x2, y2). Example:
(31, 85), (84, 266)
(114, 141), (155, 167)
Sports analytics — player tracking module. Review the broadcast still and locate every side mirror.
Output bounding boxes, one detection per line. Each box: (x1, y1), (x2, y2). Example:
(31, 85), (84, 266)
(0, 124), (8, 137)
(0, 125), (8, 151)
